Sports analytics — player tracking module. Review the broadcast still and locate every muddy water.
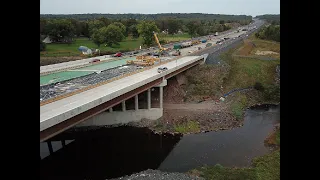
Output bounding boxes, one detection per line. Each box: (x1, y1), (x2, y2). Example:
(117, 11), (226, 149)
(158, 104), (280, 172)
(40, 104), (279, 180)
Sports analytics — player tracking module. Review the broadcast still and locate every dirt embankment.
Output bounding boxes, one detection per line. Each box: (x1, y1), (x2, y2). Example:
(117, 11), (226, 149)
(40, 56), (85, 66)
(129, 66), (242, 134)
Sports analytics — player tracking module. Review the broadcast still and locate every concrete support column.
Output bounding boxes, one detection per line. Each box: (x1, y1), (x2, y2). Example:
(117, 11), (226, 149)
(47, 141), (53, 154)
(159, 86), (163, 108)
(109, 107), (113, 112)
(61, 140), (66, 147)
(122, 101), (126, 112)
(135, 95), (139, 110)
(147, 89), (151, 109)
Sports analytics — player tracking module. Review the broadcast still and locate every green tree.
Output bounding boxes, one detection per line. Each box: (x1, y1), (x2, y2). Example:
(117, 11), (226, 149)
(91, 29), (105, 47)
(88, 20), (105, 37)
(137, 21), (160, 46)
(40, 40), (46, 51)
(104, 24), (125, 47)
(167, 19), (181, 34)
(186, 21), (199, 37)
(92, 25), (125, 47)
(80, 21), (90, 38)
(128, 24), (139, 39)
(40, 18), (47, 35)
(111, 22), (126, 35)
(98, 17), (112, 26)
(45, 19), (76, 43)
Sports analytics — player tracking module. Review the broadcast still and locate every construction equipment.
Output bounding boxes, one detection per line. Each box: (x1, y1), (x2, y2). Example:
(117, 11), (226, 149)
(153, 32), (168, 56)
(171, 49), (181, 56)
(192, 40), (201, 45)
(126, 55), (160, 66)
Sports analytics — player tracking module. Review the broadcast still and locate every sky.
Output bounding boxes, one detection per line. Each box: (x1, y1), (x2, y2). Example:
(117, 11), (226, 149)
(40, 0), (280, 16)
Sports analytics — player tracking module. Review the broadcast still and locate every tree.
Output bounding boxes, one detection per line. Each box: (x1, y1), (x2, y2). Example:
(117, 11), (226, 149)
(167, 19), (181, 34)
(92, 24), (125, 47)
(45, 19), (76, 43)
(219, 20), (225, 24)
(111, 22), (126, 35)
(69, 18), (82, 37)
(91, 30), (105, 47)
(40, 40), (46, 51)
(196, 26), (206, 36)
(137, 21), (160, 46)
(40, 18), (47, 35)
(186, 21), (199, 37)
(98, 17), (112, 26)
(125, 18), (138, 36)
(104, 24), (125, 47)
(88, 20), (105, 37)
(128, 24), (139, 39)
(80, 21), (90, 38)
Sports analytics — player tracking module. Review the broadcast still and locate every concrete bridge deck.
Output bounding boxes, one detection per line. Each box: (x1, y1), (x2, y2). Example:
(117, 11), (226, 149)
(40, 55), (205, 141)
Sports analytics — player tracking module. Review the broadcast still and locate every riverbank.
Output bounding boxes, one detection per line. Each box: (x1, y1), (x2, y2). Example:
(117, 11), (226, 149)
(188, 125), (280, 180)
(129, 35), (280, 134)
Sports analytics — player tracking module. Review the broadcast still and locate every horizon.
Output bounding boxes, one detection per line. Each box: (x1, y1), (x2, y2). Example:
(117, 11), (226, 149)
(40, 0), (280, 17)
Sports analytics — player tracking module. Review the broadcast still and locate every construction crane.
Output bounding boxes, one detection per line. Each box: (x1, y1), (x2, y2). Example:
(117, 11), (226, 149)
(153, 32), (168, 54)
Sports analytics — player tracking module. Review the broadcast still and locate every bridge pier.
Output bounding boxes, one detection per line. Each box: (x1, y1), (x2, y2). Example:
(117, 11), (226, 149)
(76, 79), (167, 128)
(122, 101), (126, 111)
(147, 89), (151, 109)
(135, 95), (139, 110)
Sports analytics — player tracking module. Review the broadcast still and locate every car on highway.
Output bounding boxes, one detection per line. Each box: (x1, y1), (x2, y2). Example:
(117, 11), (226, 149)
(91, 59), (100, 63)
(157, 67), (168, 73)
(113, 52), (122, 57)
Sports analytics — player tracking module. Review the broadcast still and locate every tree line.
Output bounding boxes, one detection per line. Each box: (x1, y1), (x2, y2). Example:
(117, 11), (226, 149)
(255, 24), (280, 42)
(256, 14), (280, 25)
(40, 14), (252, 51)
(40, 13), (252, 22)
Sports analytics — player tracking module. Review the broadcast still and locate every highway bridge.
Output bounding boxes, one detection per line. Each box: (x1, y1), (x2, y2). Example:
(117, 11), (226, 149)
(40, 19), (264, 143)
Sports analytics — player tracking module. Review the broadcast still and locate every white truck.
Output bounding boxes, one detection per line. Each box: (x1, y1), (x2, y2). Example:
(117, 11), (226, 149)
(215, 32), (219, 36)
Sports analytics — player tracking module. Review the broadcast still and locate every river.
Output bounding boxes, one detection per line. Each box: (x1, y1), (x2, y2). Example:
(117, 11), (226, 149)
(40, 104), (279, 180)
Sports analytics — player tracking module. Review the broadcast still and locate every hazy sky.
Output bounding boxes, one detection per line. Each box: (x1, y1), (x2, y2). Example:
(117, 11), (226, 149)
(40, 0), (280, 16)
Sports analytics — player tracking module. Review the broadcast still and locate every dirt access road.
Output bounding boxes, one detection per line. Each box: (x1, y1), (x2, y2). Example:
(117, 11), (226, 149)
(164, 102), (226, 111)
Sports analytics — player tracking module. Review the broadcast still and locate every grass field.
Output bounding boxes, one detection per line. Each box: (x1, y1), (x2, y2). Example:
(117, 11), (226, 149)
(40, 33), (191, 57)
(222, 40), (280, 92)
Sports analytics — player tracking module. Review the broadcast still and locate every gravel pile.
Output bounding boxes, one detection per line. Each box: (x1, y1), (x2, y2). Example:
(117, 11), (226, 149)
(108, 169), (203, 180)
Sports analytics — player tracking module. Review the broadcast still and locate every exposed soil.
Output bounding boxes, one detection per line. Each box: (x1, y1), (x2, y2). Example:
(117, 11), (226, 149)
(255, 50), (279, 56)
(40, 56), (85, 66)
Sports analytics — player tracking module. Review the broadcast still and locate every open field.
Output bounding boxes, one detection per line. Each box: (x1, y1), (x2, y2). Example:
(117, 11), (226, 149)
(40, 33), (191, 57)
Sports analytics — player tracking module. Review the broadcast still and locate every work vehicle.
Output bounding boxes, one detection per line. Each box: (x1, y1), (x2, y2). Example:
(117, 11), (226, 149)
(91, 59), (100, 63)
(113, 52), (122, 57)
